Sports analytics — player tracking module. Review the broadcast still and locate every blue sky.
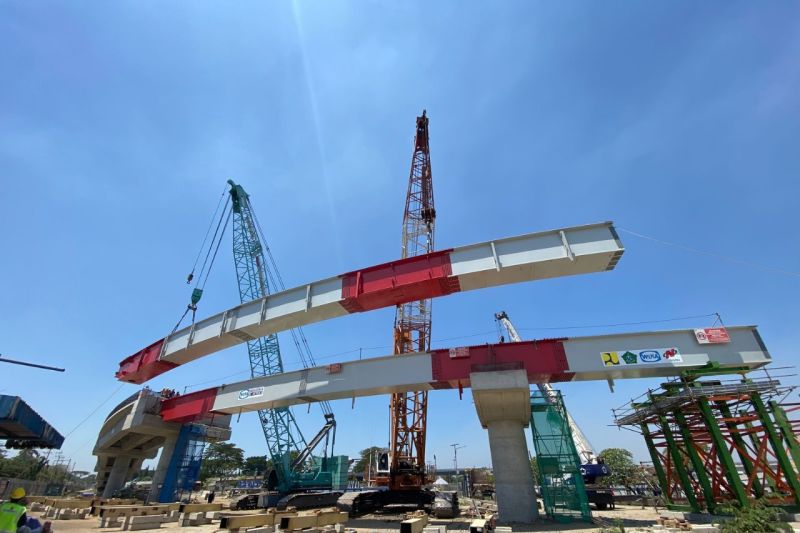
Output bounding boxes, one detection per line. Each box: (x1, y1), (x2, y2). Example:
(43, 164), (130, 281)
(1, 2), (798, 473)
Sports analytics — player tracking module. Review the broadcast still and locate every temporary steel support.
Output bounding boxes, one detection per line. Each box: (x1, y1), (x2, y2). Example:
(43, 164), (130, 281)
(615, 374), (800, 512)
(640, 423), (671, 506)
(770, 400), (800, 470)
(672, 409), (716, 512)
(715, 400), (764, 498)
(750, 392), (800, 506)
(656, 413), (701, 513)
(696, 397), (749, 507)
(740, 409), (780, 494)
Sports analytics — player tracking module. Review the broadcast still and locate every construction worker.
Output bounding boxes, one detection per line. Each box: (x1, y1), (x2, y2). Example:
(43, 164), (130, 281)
(0, 487), (27, 533)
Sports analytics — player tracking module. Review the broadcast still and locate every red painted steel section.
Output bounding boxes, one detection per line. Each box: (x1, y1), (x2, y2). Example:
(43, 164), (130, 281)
(116, 340), (177, 384)
(429, 340), (572, 386)
(339, 249), (460, 313)
(160, 387), (220, 423)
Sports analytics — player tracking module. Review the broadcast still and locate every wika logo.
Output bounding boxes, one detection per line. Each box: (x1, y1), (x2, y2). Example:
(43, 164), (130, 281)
(638, 350), (662, 363)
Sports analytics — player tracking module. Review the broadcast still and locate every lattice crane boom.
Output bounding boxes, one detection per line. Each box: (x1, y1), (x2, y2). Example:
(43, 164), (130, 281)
(388, 110), (435, 490)
(228, 180), (336, 492)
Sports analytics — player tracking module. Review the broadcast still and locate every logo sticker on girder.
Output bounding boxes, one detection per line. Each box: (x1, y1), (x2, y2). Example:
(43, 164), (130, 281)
(449, 347), (470, 359)
(601, 352), (619, 366)
(600, 348), (682, 366)
(238, 387), (264, 400)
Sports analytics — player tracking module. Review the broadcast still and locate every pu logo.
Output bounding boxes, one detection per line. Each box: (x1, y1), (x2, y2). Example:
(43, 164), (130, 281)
(602, 352), (620, 366)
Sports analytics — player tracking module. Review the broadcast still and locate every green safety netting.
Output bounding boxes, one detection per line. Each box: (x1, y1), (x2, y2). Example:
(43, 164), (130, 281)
(529, 390), (592, 523)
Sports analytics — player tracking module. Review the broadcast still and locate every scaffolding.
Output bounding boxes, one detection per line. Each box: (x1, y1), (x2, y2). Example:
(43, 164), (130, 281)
(613, 365), (800, 513)
(159, 424), (208, 503)
(530, 390), (592, 523)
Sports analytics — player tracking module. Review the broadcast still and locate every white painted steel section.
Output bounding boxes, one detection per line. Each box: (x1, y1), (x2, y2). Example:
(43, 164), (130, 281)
(211, 352), (434, 414)
(204, 326), (769, 416)
(451, 223), (622, 291)
(163, 276), (348, 364)
(562, 325), (770, 381)
(158, 222), (623, 367)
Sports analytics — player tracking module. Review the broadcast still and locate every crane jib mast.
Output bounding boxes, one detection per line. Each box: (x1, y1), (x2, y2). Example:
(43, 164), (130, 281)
(228, 180), (338, 494)
(383, 110), (435, 492)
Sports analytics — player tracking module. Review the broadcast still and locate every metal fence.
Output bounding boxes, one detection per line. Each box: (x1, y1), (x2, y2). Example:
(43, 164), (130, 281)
(0, 478), (64, 499)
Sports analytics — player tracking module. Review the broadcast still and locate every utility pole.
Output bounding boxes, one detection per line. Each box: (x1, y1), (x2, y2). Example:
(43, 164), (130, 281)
(450, 444), (466, 474)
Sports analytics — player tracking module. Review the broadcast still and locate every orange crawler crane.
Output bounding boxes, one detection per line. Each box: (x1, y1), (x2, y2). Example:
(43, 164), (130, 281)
(337, 110), (436, 514)
(384, 109), (435, 492)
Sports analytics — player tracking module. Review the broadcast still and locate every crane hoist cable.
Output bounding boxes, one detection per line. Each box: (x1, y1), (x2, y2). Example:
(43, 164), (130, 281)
(251, 208), (334, 417)
(171, 195), (232, 334)
(187, 184), (229, 284)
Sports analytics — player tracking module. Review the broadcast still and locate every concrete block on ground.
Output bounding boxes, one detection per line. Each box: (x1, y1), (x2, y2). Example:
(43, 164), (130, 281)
(188, 512), (210, 526)
(660, 510), (687, 520)
(127, 516), (164, 531)
(684, 513), (714, 524)
(128, 522), (161, 531)
(423, 527), (447, 533)
(59, 510), (80, 520)
(99, 516), (122, 527)
(206, 511), (221, 520)
(494, 527), (513, 533)
(245, 527), (274, 533)
(688, 526), (719, 532)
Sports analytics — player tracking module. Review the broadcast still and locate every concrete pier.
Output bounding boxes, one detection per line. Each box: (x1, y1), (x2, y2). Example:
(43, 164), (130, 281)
(471, 369), (537, 523)
(148, 436), (177, 502)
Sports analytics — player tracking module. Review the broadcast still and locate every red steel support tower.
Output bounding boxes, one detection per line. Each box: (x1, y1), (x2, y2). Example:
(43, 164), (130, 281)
(386, 110), (435, 491)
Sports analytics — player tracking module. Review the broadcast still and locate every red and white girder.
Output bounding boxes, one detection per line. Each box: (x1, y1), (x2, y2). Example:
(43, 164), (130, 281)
(159, 325), (771, 423)
(117, 222), (623, 384)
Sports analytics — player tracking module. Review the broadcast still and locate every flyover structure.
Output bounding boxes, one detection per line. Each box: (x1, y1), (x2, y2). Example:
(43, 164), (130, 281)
(93, 389), (231, 500)
(117, 222), (624, 384)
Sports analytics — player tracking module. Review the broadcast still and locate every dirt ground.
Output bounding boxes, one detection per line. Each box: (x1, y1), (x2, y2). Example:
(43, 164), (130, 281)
(26, 504), (700, 533)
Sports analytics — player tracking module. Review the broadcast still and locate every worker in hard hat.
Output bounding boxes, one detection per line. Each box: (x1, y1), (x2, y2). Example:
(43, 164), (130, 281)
(0, 487), (28, 533)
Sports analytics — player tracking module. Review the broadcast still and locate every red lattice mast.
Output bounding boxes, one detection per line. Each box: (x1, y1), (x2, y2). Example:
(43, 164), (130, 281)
(388, 110), (435, 490)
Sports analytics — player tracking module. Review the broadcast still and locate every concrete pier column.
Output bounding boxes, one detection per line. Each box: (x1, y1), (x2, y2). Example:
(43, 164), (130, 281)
(471, 369), (537, 524)
(102, 455), (134, 498)
(149, 436), (178, 503)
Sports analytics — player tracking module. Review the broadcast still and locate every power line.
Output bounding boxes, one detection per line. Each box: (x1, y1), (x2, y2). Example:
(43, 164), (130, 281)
(618, 227), (800, 278)
(62, 383), (126, 439)
(515, 313), (719, 332)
